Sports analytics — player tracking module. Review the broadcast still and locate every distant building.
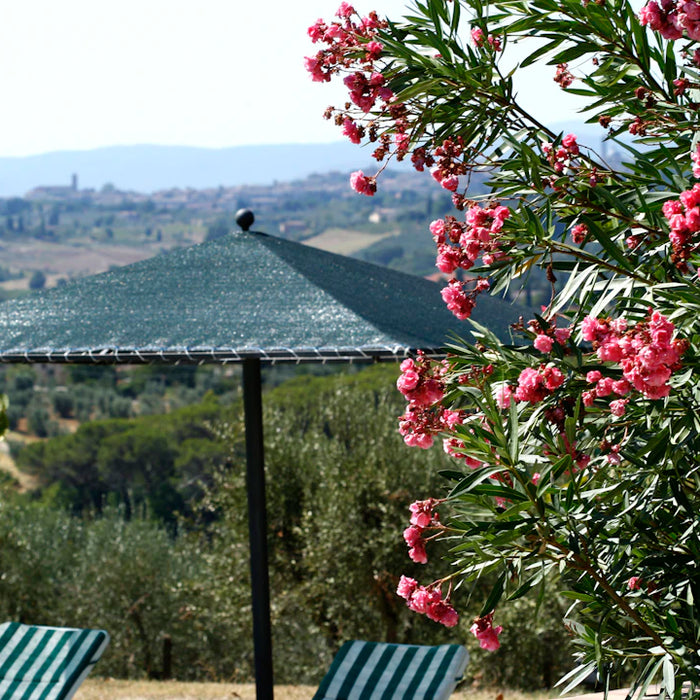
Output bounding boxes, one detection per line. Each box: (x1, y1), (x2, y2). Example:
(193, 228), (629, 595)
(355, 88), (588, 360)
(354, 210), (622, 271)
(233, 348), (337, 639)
(26, 174), (81, 201)
(278, 220), (308, 236)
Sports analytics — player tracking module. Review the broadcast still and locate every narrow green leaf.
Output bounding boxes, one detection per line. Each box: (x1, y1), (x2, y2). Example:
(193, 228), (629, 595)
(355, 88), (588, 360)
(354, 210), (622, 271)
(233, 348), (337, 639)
(480, 572), (506, 617)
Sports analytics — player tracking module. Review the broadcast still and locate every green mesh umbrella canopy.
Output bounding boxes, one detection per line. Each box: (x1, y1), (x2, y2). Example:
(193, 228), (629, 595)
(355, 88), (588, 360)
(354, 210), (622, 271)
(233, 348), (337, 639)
(0, 229), (519, 363)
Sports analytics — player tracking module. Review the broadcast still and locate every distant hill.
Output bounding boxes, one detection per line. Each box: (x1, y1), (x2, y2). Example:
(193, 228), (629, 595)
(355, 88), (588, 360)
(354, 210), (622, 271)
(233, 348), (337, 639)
(0, 142), (386, 197)
(0, 122), (622, 198)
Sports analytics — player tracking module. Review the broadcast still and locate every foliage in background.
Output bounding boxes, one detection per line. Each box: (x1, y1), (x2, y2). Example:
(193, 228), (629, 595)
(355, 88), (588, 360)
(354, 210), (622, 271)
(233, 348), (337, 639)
(14, 394), (230, 524)
(308, 0), (700, 696)
(0, 365), (573, 687)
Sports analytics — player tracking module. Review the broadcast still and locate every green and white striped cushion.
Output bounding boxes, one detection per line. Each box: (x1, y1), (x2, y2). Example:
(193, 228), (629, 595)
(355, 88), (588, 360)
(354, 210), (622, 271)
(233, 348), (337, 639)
(0, 622), (110, 700)
(314, 641), (469, 700)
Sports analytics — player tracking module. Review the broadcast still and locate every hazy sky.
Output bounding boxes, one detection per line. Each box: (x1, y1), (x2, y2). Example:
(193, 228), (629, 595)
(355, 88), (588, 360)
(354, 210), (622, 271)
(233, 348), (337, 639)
(0, 1), (579, 158)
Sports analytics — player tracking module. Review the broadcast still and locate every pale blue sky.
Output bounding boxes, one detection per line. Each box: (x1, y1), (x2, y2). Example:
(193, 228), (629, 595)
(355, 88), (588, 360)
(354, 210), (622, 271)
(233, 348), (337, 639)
(0, 1), (579, 158)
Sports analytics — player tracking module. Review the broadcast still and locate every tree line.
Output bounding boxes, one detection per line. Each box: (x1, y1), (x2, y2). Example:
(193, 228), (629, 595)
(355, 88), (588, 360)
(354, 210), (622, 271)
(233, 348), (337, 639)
(1, 365), (574, 688)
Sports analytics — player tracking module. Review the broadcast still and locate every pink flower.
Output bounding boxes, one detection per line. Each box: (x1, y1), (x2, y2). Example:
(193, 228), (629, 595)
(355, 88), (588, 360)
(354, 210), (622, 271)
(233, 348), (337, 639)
(582, 316), (605, 342)
(554, 63), (574, 88)
(596, 376), (615, 397)
(582, 311), (685, 400)
(562, 133), (579, 154)
(494, 384), (512, 409)
(336, 2), (355, 18)
(544, 365), (564, 390)
(409, 499), (438, 528)
(442, 409), (463, 429)
(325, 24), (346, 41)
(411, 379), (444, 407)
(304, 55), (331, 83)
(692, 143), (700, 178)
(429, 219), (446, 243)
(436, 245), (460, 274)
(627, 576), (642, 590)
(403, 432), (434, 449)
(610, 398), (628, 416)
(471, 27), (485, 44)
(396, 369), (420, 395)
(408, 540), (428, 564)
(470, 612), (503, 651)
(397, 575), (418, 599)
(350, 170), (376, 196)
(514, 367), (547, 404)
(365, 40), (383, 59)
(431, 167), (459, 191)
(307, 20), (326, 43)
(612, 379), (631, 395)
(640, 0), (683, 39)
(409, 587), (438, 614)
(554, 327), (572, 345)
(471, 27), (501, 50)
(534, 334), (554, 353)
(571, 223), (588, 244)
(426, 599), (459, 627)
(532, 472), (541, 485)
(395, 132), (410, 154)
(403, 525), (423, 547)
(342, 118), (362, 144)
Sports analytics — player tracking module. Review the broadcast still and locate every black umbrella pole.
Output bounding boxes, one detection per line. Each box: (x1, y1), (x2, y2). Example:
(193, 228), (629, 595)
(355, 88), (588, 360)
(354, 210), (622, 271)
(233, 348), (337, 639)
(242, 358), (274, 700)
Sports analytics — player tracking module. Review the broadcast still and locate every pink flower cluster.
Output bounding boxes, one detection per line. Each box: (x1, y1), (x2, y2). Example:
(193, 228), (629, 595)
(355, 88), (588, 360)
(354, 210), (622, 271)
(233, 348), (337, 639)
(639, 0), (700, 40)
(571, 223), (589, 245)
(541, 134), (580, 185)
(350, 170), (377, 196)
(430, 204), (509, 319)
(471, 26), (502, 51)
(441, 278), (490, 320)
(430, 138), (468, 192)
(307, 8), (503, 206)
(397, 355), (445, 406)
(554, 63), (574, 88)
(470, 611), (503, 651)
(397, 354), (453, 448)
(528, 319), (572, 354)
(306, 3), (395, 156)
(582, 368), (631, 409)
(306, 5), (386, 81)
(514, 364), (565, 404)
(627, 576), (642, 590)
(343, 70), (393, 113)
(397, 576), (459, 627)
(432, 204), (510, 274)
(582, 311), (687, 400)
(403, 499), (441, 564)
(662, 184), (700, 270)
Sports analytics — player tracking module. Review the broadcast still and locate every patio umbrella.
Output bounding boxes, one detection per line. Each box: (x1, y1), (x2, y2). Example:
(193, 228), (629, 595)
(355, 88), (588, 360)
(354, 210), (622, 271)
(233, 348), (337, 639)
(0, 211), (523, 699)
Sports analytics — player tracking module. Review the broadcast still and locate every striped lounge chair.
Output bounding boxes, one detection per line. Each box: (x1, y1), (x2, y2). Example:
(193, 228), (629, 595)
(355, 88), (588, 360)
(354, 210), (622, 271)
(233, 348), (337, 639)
(0, 622), (110, 700)
(313, 641), (469, 700)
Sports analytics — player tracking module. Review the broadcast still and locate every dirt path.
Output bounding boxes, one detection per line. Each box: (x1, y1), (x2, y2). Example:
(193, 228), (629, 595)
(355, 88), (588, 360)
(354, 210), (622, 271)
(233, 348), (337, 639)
(0, 438), (39, 492)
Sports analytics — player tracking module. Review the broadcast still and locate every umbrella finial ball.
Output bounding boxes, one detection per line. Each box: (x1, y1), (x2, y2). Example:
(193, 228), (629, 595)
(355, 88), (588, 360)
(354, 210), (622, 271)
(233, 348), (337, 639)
(235, 209), (255, 232)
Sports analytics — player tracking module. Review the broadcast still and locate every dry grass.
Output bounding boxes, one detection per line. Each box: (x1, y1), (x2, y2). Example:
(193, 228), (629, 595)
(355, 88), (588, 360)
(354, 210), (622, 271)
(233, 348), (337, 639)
(302, 228), (397, 255)
(76, 680), (556, 700)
